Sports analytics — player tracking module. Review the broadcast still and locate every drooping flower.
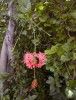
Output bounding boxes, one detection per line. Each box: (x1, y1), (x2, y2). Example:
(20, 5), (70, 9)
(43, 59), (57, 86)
(36, 52), (47, 68)
(24, 52), (47, 69)
(24, 52), (47, 92)
(24, 52), (35, 69)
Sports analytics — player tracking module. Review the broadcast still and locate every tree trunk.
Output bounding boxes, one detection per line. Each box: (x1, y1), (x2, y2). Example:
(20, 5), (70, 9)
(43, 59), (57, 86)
(0, 1), (16, 98)
(0, 2), (15, 72)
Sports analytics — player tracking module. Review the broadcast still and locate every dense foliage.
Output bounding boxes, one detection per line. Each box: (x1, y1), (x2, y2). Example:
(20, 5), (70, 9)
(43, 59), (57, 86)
(0, 1), (7, 51)
(0, 0), (76, 100)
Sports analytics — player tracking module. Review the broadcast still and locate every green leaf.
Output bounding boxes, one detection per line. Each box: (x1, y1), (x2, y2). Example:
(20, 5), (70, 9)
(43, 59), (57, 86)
(60, 55), (68, 62)
(5, 95), (10, 100)
(18, 14), (25, 19)
(25, 95), (37, 100)
(73, 53), (76, 60)
(74, 44), (76, 50)
(4, 89), (10, 94)
(61, 43), (73, 52)
(44, 23), (50, 27)
(66, 0), (70, 1)
(57, 47), (65, 57)
(46, 76), (54, 84)
(22, 30), (27, 36)
(49, 18), (57, 24)
(39, 16), (47, 22)
(45, 44), (61, 54)
(38, 27), (42, 31)
(18, 0), (31, 12)
(71, 10), (76, 18)
(72, 90), (76, 98)
(64, 72), (69, 79)
(60, 52), (72, 62)
(50, 67), (55, 72)
(69, 80), (76, 88)
(32, 39), (39, 45)
(46, 76), (55, 92)
(69, 65), (74, 70)
(67, 37), (75, 43)
(39, 6), (44, 11)
(23, 88), (28, 93)
(37, 2), (44, 11)
(31, 95), (37, 100)
(18, 6), (26, 13)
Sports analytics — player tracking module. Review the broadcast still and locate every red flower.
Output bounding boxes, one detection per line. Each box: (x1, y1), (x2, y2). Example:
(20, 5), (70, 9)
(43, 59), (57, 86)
(31, 79), (37, 89)
(36, 52), (47, 68)
(28, 79), (37, 92)
(24, 52), (35, 69)
(23, 52), (47, 69)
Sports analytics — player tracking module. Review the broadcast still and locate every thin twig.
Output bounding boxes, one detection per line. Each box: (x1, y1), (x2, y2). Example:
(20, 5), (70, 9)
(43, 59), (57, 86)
(34, 68), (36, 79)
(34, 22), (51, 36)
(68, 1), (74, 13)
(73, 66), (76, 80)
(67, 30), (71, 38)
(42, 29), (51, 36)
(65, 63), (73, 80)
(12, 28), (23, 52)
(33, 30), (36, 79)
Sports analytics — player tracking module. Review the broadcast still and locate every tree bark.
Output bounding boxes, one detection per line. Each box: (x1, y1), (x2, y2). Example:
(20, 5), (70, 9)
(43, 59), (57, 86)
(0, 2), (16, 73)
(0, 1), (16, 97)
(0, 40), (7, 73)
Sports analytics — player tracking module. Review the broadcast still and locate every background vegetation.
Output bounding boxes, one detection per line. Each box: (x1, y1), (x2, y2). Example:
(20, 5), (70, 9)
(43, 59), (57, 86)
(0, 0), (76, 100)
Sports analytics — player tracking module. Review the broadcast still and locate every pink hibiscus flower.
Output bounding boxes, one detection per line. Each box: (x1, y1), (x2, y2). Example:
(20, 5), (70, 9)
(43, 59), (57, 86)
(24, 52), (35, 69)
(36, 52), (47, 68)
(23, 52), (47, 69)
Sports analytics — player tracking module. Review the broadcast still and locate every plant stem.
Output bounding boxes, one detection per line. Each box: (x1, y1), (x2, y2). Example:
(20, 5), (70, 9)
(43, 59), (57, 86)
(65, 63), (73, 80)
(34, 22), (51, 36)
(73, 66), (76, 80)
(12, 27), (23, 52)
(34, 67), (36, 79)
(33, 29), (36, 79)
